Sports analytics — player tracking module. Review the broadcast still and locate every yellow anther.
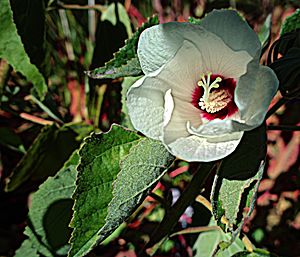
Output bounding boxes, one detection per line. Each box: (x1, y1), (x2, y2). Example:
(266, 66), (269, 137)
(197, 73), (230, 113)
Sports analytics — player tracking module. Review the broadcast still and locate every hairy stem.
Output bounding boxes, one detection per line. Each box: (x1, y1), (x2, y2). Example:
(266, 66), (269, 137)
(140, 161), (218, 256)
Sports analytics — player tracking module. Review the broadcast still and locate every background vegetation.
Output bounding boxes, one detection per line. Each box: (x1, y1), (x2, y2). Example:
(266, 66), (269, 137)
(0, 0), (299, 256)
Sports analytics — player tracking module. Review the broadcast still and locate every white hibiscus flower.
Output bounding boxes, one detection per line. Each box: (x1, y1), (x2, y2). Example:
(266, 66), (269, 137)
(126, 10), (279, 162)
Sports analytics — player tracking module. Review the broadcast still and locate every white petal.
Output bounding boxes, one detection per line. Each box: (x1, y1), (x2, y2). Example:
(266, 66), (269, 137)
(138, 22), (184, 74)
(157, 40), (204, 101)
(235, 62), (279, 129)
(167, 132), (244, 162)
(163, 89), (174, 127)
(127, 40), (201, 139)
(126, 67), (166, 140)
(187, 116), (240, 137)
(163, 97), (202, 144)
(127, 42), (202, 140)
(188, 62), (279, 137)
(201, 9), (261, 59)
(138, 22), (252, 77)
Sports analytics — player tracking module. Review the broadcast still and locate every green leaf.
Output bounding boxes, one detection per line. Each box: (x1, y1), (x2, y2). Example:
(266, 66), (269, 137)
(5, 123), (92, 193)
(10, 0), (47, 72)
(86, 57), (142, 79)
(188, 16), (202, 24)
(258, 14), (271, 46)
(14, 239), (39, 257)
(0, 127), (26, 153)
(69, 125), (142, 257)
(14, 151), (79, 257)
(0, 0), (47, 99)
(86, 15), (159, 79)
(102, 137), (174, 240)
(101, 2), (133, 38)
(211, 124), (266, 230)
(121, 76), (141, 129)
(69, 125), (174, 257)
(66, 122), (95, 142)
(29, 95), (63, 123)
(193, 219), (245, 257)
(281, 9), (300, 36)
(232, 249), (272, 257)
(217, 124), (267, 180)
(213, 162), (264, 227)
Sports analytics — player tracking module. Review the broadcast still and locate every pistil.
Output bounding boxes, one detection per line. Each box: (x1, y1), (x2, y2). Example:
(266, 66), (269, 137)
(197, 73), (231, 113)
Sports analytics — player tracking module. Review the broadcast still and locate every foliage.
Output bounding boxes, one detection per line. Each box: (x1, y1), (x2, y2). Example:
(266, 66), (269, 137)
(0, 0), (47, 99)
(211, 124), (266, 230)
(193, 219), (245, 257)
(86, 15), (159, 79)
(280, 9), (300, 35)
(69, 125), (174, 257)
(5, 123), (92, 193)
(0, 1), (299, 257)
(14, 151), (79, 257)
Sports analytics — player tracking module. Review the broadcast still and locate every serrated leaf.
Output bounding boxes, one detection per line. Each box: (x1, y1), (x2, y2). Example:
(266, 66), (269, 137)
(86, 57), (142, 79)
(280, 9), (300, 35)
(14, 151), (79, 257)
(188, 16), (202, 24)
(14, 239), (39, 257)
(211, 125), (266, 230)
(69, 125), (142, 257)
(0, 0), (47, 99)
(100, 138), (175, 240)
(5, 123), (92, 193)
(216, 162), (264, 227)
(193, 219), (245, 257)
(69, 125), (174, 257)
(86, 15), (159, 79)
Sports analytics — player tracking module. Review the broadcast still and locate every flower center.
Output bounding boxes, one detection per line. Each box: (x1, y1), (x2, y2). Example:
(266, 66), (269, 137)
(197, 72), (230, 113)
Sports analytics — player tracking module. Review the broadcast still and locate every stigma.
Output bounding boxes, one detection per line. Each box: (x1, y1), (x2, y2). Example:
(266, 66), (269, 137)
(197, 73), (231, 113)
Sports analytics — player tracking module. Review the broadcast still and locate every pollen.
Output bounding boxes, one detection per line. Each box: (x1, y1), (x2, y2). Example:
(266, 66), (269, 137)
(198, 89), (231, 113)
(197, 73), (231, 113)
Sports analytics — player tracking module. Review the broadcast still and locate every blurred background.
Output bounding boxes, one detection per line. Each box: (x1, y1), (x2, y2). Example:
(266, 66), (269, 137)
(0, 0), (299, 256)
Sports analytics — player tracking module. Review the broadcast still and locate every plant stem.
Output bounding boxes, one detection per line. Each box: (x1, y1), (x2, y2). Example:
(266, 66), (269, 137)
(52, 3), (106, 12)
(242, 234), (254, 252)
(149, 192), (168, 207)
(139, 161), (218, 256)
(170, 225), (220, 237)
(196, 195), (228, 225)
(0, 59), (10, 100)
(267, 125), (300, 131)
(94, 84), (107, 128)
(27, 95), (63, 124)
